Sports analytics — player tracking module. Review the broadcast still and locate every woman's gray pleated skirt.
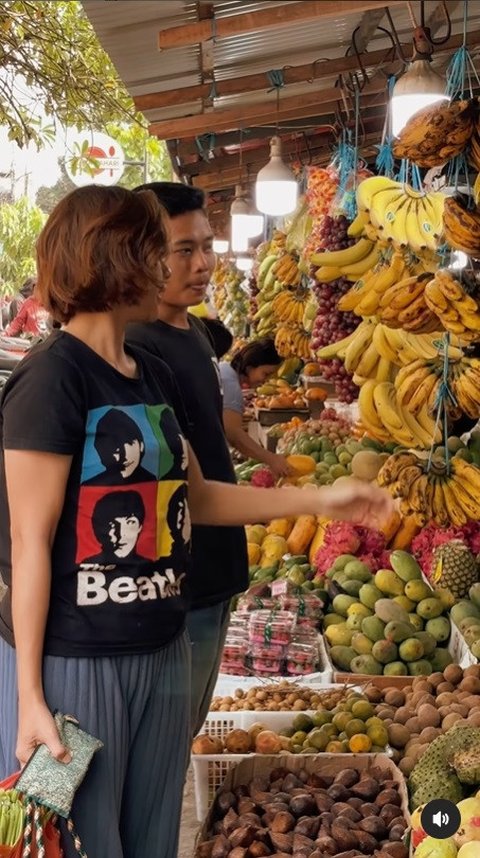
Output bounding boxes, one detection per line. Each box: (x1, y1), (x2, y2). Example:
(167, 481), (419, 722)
(0, 631), (191, 858)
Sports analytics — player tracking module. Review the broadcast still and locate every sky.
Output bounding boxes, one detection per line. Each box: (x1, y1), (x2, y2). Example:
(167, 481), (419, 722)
(0, 126), (68, 200)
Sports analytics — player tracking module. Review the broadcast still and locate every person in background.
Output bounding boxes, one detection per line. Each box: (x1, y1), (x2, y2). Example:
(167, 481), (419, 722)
(7, 277), (35, 324)
(220, 338), (294, 479)
(202, 318), (234, 361)
(5, 278), (50, 337)
(127, 182), (248, 736)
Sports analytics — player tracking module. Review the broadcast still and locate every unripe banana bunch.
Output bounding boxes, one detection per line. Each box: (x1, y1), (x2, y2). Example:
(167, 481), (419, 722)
(425, 268), (480, 343)
(378, 451), (480, 527)
(392, 98), (478, 167)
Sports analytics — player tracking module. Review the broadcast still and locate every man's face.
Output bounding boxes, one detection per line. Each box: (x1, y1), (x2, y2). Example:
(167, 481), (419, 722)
(111, 439), (144, 479)
(160, 210), (215, 310)
(107, 514), (143, 558)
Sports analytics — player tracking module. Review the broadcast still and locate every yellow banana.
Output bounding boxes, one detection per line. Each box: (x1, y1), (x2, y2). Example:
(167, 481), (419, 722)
(310, 237), (373, 268)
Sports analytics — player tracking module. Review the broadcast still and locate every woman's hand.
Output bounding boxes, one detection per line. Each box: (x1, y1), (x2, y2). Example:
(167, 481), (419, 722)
(17, 699), (70, 768)
(315, 479), (394, 530)
(267, 453), (295, 479)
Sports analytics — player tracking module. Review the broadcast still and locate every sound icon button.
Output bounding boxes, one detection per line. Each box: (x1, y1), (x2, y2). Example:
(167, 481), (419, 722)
(421, 800), (461, 839)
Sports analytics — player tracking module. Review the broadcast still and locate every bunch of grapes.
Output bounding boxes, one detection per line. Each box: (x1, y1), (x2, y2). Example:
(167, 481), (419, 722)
(316, 358), (357, 404)
(315, 214), (355, 252)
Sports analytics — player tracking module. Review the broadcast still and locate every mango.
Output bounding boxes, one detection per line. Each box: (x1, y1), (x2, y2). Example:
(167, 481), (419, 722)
(458, 617), (480, 634)
(351, 632), (374, 655)
(359, 583), (383, 609)
(451, 600), (480, 625)
(416, 597), (444, 619)
(463, 626), (480, 647)
(408, 660), (433, 676)
(435, 587), (456, 609)
(374, 569), (405, 597)
(325, 623), (353, 647)
(246, 524), (267, 545)
(372, 639), (398, 665)
(323, 613), (345, 628)
(347, 603), (372, 619)
(342, 580), (363, 598)
(414, 631), (437, 657)
(390, 550), (423, 582)
(384, 621), (415, 643)
(429, 648), (453, 671)
(470, 640), (480, 659)
(384, 661), (408, 676)
(405, 580), (433, 603)
(361, 616), (386, 643)
(332, 594), (359, 618)
(350, 655), (383, 675)
(409, 613), (424, 632)
(394, 595), (416, 612)
(343, 560), (372, 582)
(469, 584), (480, 609)
(346, 614), (364, 632)
(329, 645), (356, 671)
(332, 554), (358, 570)
(399, 637), (425, 662)
(374, 598), (410, 625)
(425, 616), (451, 642)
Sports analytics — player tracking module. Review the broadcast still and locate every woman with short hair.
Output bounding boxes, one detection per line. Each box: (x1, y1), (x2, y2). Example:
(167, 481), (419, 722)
(0, 185), (392, 858)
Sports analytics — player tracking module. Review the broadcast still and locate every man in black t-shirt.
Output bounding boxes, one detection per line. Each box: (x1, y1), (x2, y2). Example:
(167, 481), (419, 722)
(127, 183), (248, 736)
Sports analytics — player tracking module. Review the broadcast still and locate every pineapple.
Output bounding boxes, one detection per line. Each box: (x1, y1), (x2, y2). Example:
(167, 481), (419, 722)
(451, 747), (480, 785)
(432, 540), (479, 600)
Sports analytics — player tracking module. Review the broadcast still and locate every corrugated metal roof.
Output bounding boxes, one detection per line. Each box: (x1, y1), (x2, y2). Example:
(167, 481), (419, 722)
(81, 0), (480, 203)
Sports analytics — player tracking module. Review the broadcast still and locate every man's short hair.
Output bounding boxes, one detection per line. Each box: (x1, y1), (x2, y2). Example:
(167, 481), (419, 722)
(134, 182), (205, 219)
(91, 490), (145, 547)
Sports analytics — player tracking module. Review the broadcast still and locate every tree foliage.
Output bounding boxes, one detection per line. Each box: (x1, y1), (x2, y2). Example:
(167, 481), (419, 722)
(0, 0), (135, 149)
(0, 197), (46, 294)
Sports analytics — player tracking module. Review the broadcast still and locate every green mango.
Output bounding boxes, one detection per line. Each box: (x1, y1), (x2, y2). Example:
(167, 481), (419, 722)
(389, 550), (423, 582)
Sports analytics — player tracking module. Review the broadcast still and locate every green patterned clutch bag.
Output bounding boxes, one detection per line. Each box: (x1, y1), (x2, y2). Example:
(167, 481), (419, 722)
(16, 713), (103, 818)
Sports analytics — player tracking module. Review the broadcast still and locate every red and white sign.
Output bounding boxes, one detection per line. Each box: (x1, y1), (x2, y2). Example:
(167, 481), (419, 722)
(65, 132), (125, 187)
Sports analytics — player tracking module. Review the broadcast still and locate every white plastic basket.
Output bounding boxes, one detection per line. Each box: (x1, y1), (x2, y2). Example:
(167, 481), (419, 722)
(214, 634), (332, 697)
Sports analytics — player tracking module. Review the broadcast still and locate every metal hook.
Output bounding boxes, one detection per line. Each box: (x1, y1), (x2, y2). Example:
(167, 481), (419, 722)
(309, 57), (329, 84)
(346, 26), (370, 90)
(384, 8), (409, 64)
(428, 1), (452, 46)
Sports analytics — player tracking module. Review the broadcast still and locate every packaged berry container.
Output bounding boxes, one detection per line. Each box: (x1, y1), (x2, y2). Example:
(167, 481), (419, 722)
(219, 662), (250, 676)
(221, 641), (248, 664)
(251, 655), (283, 674)
(286, 643), (317, 675)
(249, 610), (295, 646)
(279, 594), (323, 619)
(237, 595), (279, 613)
(248, 641), (285, 659)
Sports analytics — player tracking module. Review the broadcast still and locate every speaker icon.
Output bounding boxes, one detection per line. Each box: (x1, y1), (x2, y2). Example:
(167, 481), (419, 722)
(421, 800), (460, 839)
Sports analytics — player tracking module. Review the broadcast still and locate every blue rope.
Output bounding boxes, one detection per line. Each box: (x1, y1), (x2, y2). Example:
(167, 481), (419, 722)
(266, 69), (285, 91)
(446, 46), (468, 99)
(208, 80), (218, 100)
(195, 133), (216, 161)
(376, 139), (395, 177)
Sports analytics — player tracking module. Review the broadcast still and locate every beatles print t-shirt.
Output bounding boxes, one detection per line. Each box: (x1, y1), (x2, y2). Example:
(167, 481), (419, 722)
(0, 331), (191, 657)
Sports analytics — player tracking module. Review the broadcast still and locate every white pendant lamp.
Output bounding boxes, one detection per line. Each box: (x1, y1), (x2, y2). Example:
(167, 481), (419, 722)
(236, 256), (253, 272)
(255, 135), (298, 216)
(213, 239), (229, 254)
(391, 59), (448, 137)
(230, 185), (264, 253)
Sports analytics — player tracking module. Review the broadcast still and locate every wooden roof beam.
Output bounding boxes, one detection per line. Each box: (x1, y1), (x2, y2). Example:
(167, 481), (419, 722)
(139, 27), (480, 113)
(158, 1), (392, 50)
(149, 79), (386, 140)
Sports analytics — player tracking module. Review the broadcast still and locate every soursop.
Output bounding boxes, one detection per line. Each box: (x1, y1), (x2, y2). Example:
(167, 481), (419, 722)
(409, 725), (480, 810)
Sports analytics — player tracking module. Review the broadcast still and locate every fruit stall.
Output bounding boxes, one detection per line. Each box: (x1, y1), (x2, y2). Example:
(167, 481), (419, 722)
(80, 2), (480, 856)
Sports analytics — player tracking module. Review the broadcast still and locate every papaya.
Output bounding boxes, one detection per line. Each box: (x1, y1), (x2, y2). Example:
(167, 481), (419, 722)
(285, 454), (316, 476)
(266, 518), (294, 538)
(286, 515), (317, 555)
(247, 542), (262, 565)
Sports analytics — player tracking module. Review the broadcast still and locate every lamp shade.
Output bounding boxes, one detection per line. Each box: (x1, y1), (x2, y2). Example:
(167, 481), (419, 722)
(391, 60), (448, 136)
(236, 256), (253, 272)
(230, 186), (264, 252)
(255, 136), (298, 216)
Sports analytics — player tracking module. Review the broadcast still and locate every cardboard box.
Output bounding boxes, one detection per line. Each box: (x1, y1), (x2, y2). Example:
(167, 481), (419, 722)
(197, 752), (410, 845)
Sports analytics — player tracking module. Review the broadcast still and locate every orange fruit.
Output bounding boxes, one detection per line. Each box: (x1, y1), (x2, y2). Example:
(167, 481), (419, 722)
(348, 733), (373, 753)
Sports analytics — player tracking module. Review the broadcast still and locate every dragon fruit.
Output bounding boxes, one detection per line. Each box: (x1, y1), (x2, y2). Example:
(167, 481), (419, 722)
(250, 467), (275, 488)
(313, 521), (387, 578)
(412, 522), (480, 580)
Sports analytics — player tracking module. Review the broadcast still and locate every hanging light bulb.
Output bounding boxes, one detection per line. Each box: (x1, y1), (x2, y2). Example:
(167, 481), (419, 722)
(255, 136), (298, 216)
(391, 59), (448, 136)
(230, 185), (264, 253)
(213, 239), (229, 254)
(235, 256), (253, 272)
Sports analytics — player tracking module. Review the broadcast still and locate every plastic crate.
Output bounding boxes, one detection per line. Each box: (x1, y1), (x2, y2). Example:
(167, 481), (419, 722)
(214, 634), (332, 697)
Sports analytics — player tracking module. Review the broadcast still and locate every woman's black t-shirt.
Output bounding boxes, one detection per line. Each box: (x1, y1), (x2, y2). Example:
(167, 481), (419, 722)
(0, 331), (191, 657)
